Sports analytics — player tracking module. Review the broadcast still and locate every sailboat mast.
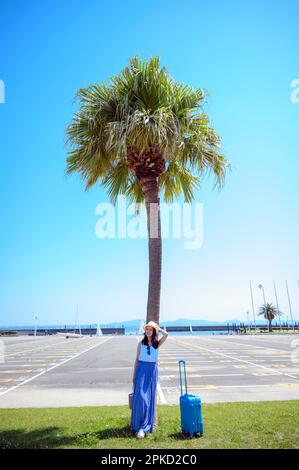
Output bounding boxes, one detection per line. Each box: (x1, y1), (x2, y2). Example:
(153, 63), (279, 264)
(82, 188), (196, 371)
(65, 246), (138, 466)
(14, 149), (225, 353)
(75, 304), (81, 335)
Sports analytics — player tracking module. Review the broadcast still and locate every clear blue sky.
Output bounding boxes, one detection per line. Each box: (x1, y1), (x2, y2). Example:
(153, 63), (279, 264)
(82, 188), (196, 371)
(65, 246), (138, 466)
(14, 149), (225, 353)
(0, 0), (298, 326)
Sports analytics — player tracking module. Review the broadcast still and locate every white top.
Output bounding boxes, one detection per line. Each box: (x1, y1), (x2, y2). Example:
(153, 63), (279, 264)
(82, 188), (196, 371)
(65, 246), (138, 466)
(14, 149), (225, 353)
(138, 342), (159, 363)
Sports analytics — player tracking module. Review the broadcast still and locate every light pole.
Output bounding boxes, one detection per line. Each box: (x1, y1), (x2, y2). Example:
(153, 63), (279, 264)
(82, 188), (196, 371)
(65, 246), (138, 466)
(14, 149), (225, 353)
(249, 281), (257, 331)
(258, 283), (266, 305)
(34, 315), (38, 337)
(257, 283), (266, 330)
(273, 280), (282, 331)
(75, 304), (79, 334)
(285, 280), (295, 332)
(246, 310), (250, 333)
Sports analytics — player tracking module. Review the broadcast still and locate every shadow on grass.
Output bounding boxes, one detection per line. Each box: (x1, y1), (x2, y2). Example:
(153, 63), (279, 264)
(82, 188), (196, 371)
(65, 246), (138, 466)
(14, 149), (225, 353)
(169, 432), (203, 441)
(94, 425), (134, 440)
(0, 427), (63, 449)
(0, 425), (135, 449)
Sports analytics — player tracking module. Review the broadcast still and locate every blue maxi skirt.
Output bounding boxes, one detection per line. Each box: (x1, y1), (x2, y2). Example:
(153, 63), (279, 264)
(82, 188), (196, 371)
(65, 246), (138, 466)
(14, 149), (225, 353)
(130, 360), (158, 433)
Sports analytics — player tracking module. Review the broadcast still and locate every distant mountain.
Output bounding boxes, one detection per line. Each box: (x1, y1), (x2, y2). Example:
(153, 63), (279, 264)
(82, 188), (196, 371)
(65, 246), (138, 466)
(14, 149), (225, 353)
(102, 317), (289, 329)
(100, 318), (243, 328)
(2, 317), (292, 331)
(163, 318), (222, 326)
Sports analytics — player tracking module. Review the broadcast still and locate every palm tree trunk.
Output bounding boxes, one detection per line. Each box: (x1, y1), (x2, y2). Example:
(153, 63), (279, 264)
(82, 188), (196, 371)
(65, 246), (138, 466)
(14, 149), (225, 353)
(139, 175), (162, 324)
(269, 320), (272, 332)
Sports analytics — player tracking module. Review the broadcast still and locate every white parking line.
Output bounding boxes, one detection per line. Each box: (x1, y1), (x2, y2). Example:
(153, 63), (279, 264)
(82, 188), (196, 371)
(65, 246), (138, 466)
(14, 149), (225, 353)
(224, 336), (298, 346)
(160, 373), (245, 378)
(157, 382), (167, 404)
(160, 360), (214, 364)
(196, 374), (245, 377)
(3, 337), (89, 357)
(200, 336), (296, 353)
(171, 338), (298, 380)
(0, 337), (112, 398)
(216, 384), (289, 389)
(162, 382), (299, 392)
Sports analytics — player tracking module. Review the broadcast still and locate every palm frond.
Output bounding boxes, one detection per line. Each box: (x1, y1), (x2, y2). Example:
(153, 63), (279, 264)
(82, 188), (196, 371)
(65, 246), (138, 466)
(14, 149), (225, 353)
(160, 162), (200, 203)
(258, 303), (284, 320)
(66, 56), (228, 202)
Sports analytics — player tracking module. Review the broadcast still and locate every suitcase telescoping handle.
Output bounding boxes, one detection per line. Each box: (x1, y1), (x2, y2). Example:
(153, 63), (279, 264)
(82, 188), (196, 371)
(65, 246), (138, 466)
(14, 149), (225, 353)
(179, 359), (188, 395)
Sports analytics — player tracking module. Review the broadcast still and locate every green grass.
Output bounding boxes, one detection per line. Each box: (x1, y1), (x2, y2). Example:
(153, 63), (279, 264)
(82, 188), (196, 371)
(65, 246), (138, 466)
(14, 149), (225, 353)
(0, 401), (298, 449)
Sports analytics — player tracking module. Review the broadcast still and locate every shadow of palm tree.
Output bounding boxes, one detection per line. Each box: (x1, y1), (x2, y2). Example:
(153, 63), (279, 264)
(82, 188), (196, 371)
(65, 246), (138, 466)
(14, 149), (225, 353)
(0, 426), (63, 449)
(0, 425), (135, 449)
(85, 425), (133, 440)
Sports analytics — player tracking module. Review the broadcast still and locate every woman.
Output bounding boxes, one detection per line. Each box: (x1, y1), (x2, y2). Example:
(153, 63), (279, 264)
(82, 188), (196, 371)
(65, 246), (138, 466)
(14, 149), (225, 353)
(130, 321), (168, 439)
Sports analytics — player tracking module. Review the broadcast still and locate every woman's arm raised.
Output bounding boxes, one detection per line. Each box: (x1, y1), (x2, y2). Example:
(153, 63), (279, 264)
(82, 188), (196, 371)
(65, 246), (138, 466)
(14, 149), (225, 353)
(157, 326), (168, 347)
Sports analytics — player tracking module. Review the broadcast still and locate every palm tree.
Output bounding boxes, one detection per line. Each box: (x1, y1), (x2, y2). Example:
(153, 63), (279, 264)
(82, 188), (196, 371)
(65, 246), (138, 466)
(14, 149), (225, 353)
(66, 56), (229, 324)
(258, 303), (283, 332)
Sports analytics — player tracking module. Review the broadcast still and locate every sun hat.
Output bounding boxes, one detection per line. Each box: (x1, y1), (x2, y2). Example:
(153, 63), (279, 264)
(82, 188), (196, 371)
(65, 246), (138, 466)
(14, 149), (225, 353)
(143, 321), (159, 331)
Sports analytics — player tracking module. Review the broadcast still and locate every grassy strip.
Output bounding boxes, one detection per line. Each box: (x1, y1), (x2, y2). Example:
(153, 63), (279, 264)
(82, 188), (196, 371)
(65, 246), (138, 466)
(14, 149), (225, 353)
(0, 401), (298, 449)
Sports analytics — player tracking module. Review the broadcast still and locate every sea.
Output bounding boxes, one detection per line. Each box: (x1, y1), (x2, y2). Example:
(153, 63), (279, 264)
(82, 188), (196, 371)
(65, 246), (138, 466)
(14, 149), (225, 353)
(0, 324), (238, 336)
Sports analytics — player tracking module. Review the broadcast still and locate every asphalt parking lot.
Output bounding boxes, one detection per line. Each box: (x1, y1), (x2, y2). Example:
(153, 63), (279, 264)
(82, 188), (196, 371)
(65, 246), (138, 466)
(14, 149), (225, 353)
(0, 334), (298, 407)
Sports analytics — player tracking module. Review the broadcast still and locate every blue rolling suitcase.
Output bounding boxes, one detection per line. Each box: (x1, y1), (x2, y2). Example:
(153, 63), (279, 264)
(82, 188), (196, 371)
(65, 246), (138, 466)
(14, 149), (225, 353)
(179, 359), (204, 438)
